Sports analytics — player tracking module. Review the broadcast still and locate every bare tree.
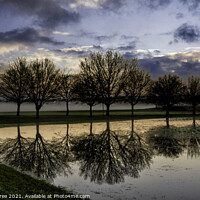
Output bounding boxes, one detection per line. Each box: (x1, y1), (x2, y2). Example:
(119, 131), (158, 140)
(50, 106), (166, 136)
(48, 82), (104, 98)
(123, 58), (151, 116)
(26, 58), (60, 118)
(0, 57), (29, 116)
(58, 73), (75, 116)
(80, 50), (127, 116)
(186, 75), (200, 116)
(73, 73), (98, 117)
(148, 74), (185, 127)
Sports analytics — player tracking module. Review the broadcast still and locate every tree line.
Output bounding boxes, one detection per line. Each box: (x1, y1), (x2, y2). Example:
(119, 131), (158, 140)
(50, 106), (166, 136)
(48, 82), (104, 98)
(0, 50), (200, 118)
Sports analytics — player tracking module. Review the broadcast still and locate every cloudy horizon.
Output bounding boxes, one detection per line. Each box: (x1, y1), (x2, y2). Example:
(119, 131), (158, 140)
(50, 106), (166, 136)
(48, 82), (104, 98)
(1, 0), (200, 78)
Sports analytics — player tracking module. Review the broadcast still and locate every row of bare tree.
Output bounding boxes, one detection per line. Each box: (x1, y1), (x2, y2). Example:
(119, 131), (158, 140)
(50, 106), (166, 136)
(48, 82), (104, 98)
(0, 50), (200, 118)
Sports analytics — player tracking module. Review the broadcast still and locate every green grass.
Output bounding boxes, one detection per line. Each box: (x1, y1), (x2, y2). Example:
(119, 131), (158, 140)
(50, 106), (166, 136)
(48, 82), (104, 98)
(0, 108), (197, 127)
(0, 164), (84, 200)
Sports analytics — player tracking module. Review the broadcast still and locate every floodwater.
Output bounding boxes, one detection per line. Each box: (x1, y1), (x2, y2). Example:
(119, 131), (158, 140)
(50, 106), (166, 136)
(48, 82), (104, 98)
(0, 118), (200, 200)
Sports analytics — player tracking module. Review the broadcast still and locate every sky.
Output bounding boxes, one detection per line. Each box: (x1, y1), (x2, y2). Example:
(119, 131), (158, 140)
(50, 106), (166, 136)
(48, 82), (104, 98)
(1, 0), (200, 78)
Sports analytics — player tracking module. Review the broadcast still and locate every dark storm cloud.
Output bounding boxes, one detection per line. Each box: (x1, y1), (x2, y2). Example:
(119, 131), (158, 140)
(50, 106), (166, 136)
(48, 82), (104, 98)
(95, 35), (112, 41)
(95, 35), (116, 42)
(160, 32), (172, 36)
(0, 28), (64, 45)
(55, 45), (103, 57)
(123, 52), (138, 59)
(93, 45), (103, 50)
(100, 0), (126, 10)
(179, 0), (200, 11)
(117, 41), (136, 51)
(123, 51), (152, 59)
(174, 23), (200, 43)
(120, 35), (136, 40)
(64, 50), (89, 57)
(54, 48), (89, 57)
(139, 0), (171, 9)
(0, 0), (80, 29)
(78, 31), (95, 38)
(139, 57), (165, 78)
(64, 45), (104, 56)
(176, 12), (184, 19)
(70, 31), (115, 43)
(117, 45), (135, 51)
(154, 50), (161, 54)
(139, 52), (200, 79)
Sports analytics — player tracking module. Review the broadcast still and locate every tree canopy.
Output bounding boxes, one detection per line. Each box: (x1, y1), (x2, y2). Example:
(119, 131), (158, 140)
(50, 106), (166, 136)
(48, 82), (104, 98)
(148, 74), (185, 127)
(26, 58), (60, 118)
(123, 58), (151, 116)
(58, 73), (75, 116)
(186, 75), (200, 116)
(0, 57), (29, 116)
(79, 50), (127, 116)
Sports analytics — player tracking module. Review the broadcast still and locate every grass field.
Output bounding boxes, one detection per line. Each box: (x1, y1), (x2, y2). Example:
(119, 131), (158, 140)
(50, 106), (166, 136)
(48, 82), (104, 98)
(0, 108), (196, 127)
(0, 164), (84, 200)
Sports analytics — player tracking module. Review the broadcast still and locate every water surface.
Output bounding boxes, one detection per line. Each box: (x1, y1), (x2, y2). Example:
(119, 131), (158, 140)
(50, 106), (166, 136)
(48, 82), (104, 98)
(0, 118), (199, 200)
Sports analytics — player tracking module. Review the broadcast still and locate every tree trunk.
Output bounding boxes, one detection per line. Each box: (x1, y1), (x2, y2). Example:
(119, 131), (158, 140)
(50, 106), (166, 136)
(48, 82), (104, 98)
(17, 124), (23, 166)
(166, 105), (170, 128)
(106, 104), (110, 116)
(166, 105), (169, 117)
(36, 122), (39, 134)
(66, 100), (69, 116)
(192, 103), (196, 116)
(106, 120), (110, 130)
(66, 123), (69, 147)
(131, 119), (134, 138)
(193, 116), (196, 128)
(166, 117), (169, 128)
(89, 105), (93, 117)
(131, 103), (134, 117)
(90, 122), (93, 135)
(36, 108), (40, 119)
(17, 124), (20, 137)
(17, 103), (20, 116)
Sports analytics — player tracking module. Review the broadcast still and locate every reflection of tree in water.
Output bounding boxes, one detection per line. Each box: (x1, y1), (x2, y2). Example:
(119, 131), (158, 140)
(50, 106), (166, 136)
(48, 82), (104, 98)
(25, 123), (71, 180)
(119, 119), (152, 176)
(186, 133), (200, 158)
(0, 124), (71, 180)
(193, 116), (196, 128)
(72, 121), (123, 184)
(181, 126), (200, 158)
(0, 125), (29, 169)
(72, 121), (152, 184)
(3, 120), (200, 185)
(52, 123), (74, 162)
(146, 126), (184, 158)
